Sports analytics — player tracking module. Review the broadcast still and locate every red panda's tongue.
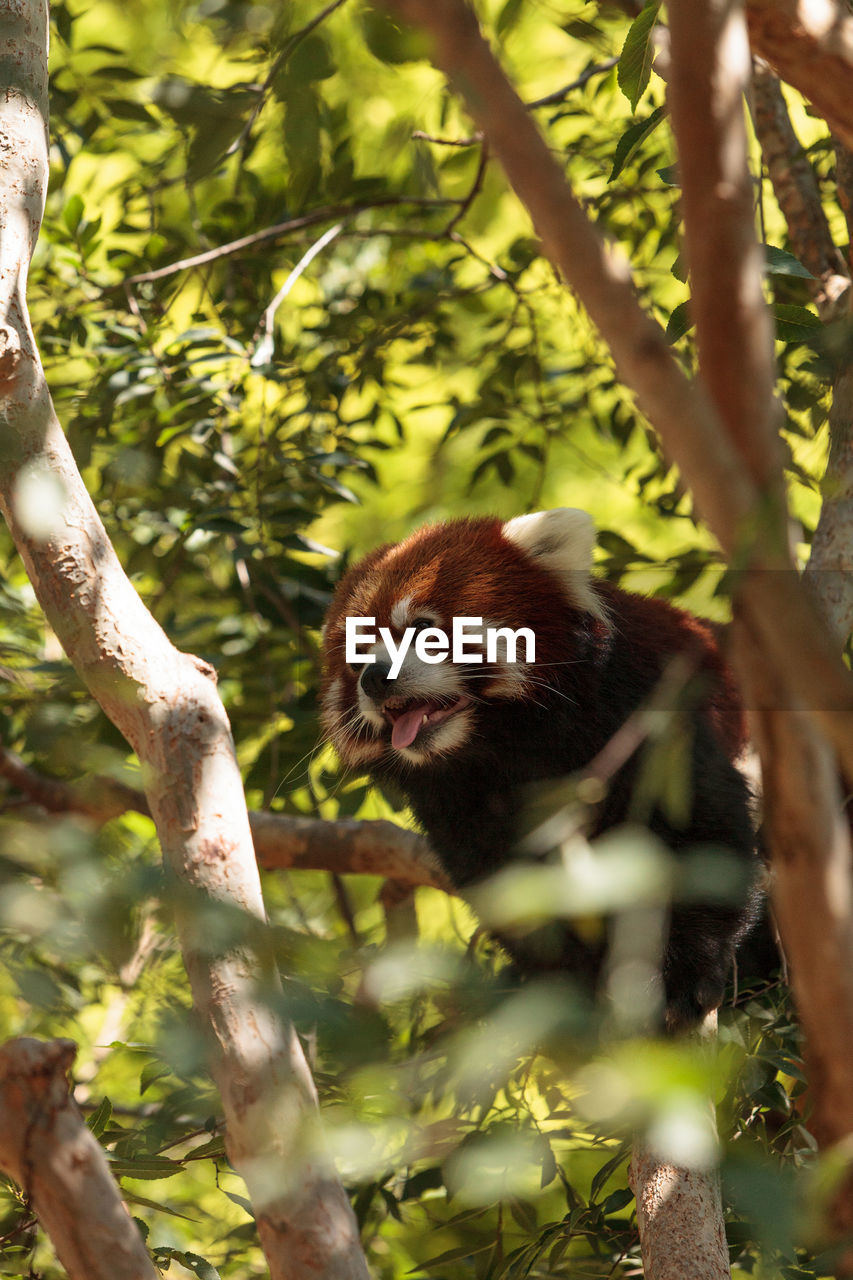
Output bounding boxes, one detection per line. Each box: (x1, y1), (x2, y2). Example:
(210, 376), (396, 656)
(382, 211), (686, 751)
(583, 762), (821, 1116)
(391, 704), (430, 750)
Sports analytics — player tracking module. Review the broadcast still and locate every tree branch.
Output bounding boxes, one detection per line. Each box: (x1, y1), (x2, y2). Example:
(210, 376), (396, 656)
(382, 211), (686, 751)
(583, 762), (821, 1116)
(645, 8), (768, 1272)
(750, 61), (850, 316)
(667, 3), (853, 1257)
(0, 744), (152, 820)
(0, 743), (450, 889)
(251, 811), (450, 889)
(381, 0), (853, 1262)
(747, 65), (853, 645)
(0, 5), (368, 1277)
(0, 1038), (159, 1280)
(732, 626), (853, 1267)
(669, 0), (782, 486)
(746, 0), (853, 153)
(525, 57), (619, 109)
(805, 355), (853, 642)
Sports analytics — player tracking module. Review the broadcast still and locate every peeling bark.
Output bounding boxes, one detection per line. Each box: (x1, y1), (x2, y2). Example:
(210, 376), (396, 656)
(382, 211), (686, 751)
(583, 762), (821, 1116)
(0, 1038), (159, 1280)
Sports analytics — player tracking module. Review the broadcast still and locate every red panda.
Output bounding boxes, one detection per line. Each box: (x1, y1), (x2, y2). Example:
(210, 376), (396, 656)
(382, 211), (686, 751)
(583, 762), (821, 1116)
(320, 509), (760, 1030)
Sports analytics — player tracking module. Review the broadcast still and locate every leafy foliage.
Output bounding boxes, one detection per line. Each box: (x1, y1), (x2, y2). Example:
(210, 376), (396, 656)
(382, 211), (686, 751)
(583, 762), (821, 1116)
(0, 0), (843, 1275)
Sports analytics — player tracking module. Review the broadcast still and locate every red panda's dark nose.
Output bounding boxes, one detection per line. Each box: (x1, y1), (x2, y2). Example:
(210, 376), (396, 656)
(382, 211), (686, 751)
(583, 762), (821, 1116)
(359, 661), (393, 701)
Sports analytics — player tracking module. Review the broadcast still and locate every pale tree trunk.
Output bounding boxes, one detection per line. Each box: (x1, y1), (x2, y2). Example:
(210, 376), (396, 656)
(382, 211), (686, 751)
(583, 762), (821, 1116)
(379, 0), (853, 1272)
(627, 1011), (730, 1280)
(629, 1157), (729, 1280)
(0, 3), (369, 1277)
(0, 1038), (159, 1280)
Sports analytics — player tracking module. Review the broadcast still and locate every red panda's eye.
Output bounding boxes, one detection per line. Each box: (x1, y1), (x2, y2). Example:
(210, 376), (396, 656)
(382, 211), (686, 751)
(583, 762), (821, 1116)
(411, 616), (434, 632)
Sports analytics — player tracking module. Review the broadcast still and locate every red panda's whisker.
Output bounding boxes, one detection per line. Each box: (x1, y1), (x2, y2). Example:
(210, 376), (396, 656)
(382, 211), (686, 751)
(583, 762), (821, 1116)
(270, 744), (322, 799)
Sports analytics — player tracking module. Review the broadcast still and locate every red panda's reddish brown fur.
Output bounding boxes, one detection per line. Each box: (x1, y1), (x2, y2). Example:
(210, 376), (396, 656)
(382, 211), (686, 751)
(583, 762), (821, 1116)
(321, 510), (760, 1030)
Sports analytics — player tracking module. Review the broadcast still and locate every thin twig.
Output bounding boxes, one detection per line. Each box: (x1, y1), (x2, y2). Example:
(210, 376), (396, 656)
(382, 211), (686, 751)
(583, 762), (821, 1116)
(443, 141), (489, 235)
(413, 57), (620, 146)
(251, 221), (343, 364)
(123, 197), (460, 287)
(525, 57), (619, 109)
(448, 230), (507, 281)
(412, 129), (483, 147)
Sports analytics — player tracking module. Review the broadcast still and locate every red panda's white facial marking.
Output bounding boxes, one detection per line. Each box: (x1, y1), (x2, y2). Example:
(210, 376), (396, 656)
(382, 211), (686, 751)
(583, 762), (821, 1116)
(390, 596), (415, 630)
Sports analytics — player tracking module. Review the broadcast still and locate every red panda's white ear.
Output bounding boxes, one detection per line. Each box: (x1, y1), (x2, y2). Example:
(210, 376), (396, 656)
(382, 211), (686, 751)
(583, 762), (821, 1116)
(502, 508), (607, 619)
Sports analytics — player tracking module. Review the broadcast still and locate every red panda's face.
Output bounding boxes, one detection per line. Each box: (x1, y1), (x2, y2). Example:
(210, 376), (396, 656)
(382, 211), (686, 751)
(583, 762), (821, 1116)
(320, 510), (605, 769)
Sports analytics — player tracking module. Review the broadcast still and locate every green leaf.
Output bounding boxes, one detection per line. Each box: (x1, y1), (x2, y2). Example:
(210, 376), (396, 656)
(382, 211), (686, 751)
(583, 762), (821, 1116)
(110, 1153), (183, 1180)
(288, 34), (336, 84)
(401, 1166), (444, 1200)
(562, 17), (603, 42)
(591, 1146), (630, 1199)
(508, 1197), (537, 1232)
(598, 530), (649, 561)
(361, 9), (431, 64)
(86, 1095), (112, 1138)
(666, 299), (693, 342)
(223, 1188), (254, 1214)
(89, 64), (145, 82)
(185, 1135), (227, 1160)
(139, 1059), (170, 1094)
(763, 245), (814, 279)
(0, 1247), (32, 1274)
(410, 1240), (494, 1269)
(63, 194), (84, 235)
(123, 1190), (196, 1220)
(163, 1250), (221, 1280)
(609, 103), (667, 182)
(602, 1187), (634, 1215)
(496, 0), (524, 37)
(617, 0), (661, 110)
(773, 302), (821, 341)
